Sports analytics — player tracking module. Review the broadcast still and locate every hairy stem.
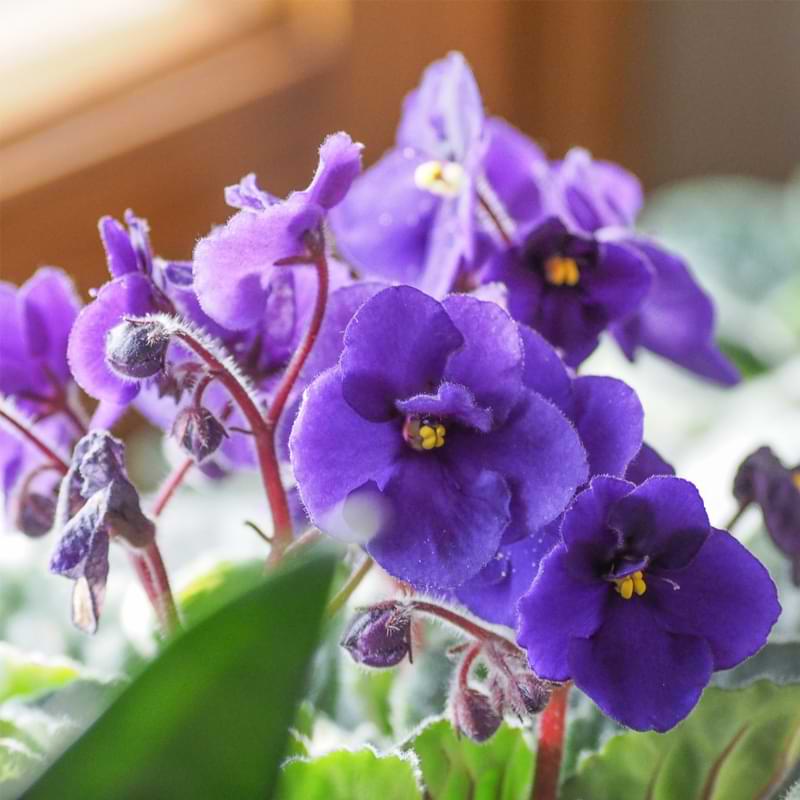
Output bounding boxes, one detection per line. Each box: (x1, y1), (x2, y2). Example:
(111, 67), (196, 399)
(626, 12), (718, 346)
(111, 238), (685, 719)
(532, 683), (571, 800)
(264, 249), (330, 563)
(151, 457), (194, 518)
(172, 329), (292, 554)
(0, 406), (69, 472)
(477, 188), (514, 247)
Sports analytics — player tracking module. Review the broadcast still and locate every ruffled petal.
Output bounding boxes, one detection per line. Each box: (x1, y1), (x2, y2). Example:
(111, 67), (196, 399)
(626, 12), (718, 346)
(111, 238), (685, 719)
(329, 149), (439, 285)
(607, 476), (710, 571)
(568, 598), (713, 732)
(193, 201), (314, 330)
(482, 117), (548, 228)
(367, 456), (510, 588)
(447, 388), (588, 539)
(560, 476), (632, 580)
(624, 443), (675, 484)
(611, 238), (739, 385)
(305, 132), (363, 210)
(99, 216), (138, 278)
(517, 545), (608, 681)
(571, 376), (643, 478)
(290, 369), (402, 540)
(396, 382), (492, 432)
(67, 274), (158, 404)
(584, 239), (652, 321)
(518, 325), (572, 413)
(456, 517), (561, 628)
(441, 294), (524, 424)
(650, 528), (780, 670)
(396, 51), (484, 162)
(340, 286), (463, 421)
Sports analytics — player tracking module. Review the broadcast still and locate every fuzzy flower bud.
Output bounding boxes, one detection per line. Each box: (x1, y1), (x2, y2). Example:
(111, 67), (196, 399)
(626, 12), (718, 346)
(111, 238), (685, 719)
(105, 319), (169, 380)
(14, 491), (57, 538)
(171, 406), (227, 463)
(340, 600), (412, 668)
(452, 687), (502, 742)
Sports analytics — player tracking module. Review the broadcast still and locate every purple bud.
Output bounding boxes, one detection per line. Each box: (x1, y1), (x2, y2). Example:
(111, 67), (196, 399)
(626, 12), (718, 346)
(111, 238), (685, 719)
(14, 491), (56, 537)
(341, 600), (411, 668)
(517, 673), (551, 715)
(171, 406), (227, 463)
(105, 319), (169, 379)
(452, 687), (502, 742)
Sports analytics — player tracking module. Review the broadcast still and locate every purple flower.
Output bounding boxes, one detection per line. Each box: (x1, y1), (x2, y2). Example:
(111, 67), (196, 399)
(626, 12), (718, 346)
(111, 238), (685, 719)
(330, 53), (492, 296)
(0, 268), (82, 422)
(50, 431), (154, 633)
(290, 285), (588, 589)
(193, 133), (362, 330)
(734, 446), (800, 585)
(517, 475), (780, 731)
(545, 148), (739, 384)
(482, 217), (653, 366)
(452, 324), (647, 625)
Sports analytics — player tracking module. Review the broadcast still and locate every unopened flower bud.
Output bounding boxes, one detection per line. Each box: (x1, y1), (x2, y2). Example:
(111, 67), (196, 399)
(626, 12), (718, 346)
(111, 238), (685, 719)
(105, 319), (169, 379)
(517, 674), (551, 715)
(171, 406), (227, 463)
(15, 491), (56, 537)
(452, 687), (502, 742)
(341, 600), (411, 668)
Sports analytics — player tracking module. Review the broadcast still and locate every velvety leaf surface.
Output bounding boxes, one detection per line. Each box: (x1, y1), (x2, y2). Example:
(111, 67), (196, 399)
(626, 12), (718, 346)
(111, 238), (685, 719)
(276, 748), (422, 799)
(0, 645), (80, 704)
(561, 680), (800, 800)
(406, 717), (534, 800)
(22, 552), (334, 799)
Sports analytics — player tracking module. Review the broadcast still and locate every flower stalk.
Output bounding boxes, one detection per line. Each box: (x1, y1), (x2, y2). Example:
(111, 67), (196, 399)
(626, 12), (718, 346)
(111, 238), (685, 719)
(532, 683), (571, 800)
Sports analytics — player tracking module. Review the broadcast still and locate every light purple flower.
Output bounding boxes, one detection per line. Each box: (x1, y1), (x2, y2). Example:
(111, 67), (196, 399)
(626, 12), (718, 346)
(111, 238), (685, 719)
(193, 133), (362, 330)
(290, 285), (588, 589)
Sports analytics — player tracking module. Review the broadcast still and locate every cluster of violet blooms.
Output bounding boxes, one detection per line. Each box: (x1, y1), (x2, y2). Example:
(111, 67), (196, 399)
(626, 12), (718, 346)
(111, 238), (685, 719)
(0, 53), (783, 736)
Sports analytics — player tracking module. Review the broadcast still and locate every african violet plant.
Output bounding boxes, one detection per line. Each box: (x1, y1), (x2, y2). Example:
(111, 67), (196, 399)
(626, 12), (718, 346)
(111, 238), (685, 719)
(1, 52), (797, 799)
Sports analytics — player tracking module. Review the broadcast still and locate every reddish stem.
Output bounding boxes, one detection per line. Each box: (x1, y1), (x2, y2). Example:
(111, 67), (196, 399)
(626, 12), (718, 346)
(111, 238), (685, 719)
(458, 643), (482, 689)
(173, 330), (292, 552)
(0, 407), (69, 473)
(532, 683), (570, 800)
(410, 600), (519, 653)
(477, 190), (514, 247)
(151, 457), (194, 518)
(263, 251), (329, 562)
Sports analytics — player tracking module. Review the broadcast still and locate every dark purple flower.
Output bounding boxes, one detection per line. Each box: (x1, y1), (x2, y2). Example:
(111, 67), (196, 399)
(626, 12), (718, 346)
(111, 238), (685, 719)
(733, 446), (800, 585)
(545, 148), (739, 384)
(517, 475), (780, 731)
(450, 324), (647, 626)
(0, 268), (82, 422)
(290, 286), (588, 589)
(340, 600), (412, 668)
(330, 53), (492, 295)
(483, 217), (653, 366)
(193, 133), (362, 330)
(50, 430), (155, 633)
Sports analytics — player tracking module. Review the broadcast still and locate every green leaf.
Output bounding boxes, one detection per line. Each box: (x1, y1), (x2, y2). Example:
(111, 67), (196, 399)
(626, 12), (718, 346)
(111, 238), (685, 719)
(22, 551), (335, 799)
(712, 642), (800, 689)
(276, 748), (422, 799)
(177, 559), (265, 628)
(407, 717), (534, 800)
(0, 645), (80, 704)
(562, 681), (800, 800)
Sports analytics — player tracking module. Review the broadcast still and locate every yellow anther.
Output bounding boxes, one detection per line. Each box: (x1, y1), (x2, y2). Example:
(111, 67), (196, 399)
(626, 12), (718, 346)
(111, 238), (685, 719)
(614, 570), (647, 600)
(544, 256), (581, 287)
(617, 577), (634, 600)
(414, 160), (465, 197)
(793, 471), (800, 492)
(404, 417), (447, 451)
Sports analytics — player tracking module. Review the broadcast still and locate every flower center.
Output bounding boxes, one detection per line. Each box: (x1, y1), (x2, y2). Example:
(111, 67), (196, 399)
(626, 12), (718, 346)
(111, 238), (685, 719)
(613, 570), (647, 600)
(793, 471), (800, 492)
(544, 256), (580, 287)
(413, 160), (465, 197)
(403, 416), (446, 451)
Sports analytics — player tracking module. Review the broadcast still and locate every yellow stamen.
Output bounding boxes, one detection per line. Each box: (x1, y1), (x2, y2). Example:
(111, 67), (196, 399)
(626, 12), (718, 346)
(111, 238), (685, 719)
(793, 471), (800, 492)
(414, 160), (465, 197)
(407, 419), (447, 451)
(614, 570), (646, 600)
(544, 256), (580, 287)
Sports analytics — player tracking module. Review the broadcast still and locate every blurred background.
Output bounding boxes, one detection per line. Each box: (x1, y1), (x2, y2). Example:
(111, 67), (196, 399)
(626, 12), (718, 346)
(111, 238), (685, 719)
(0, 1), (799, 670)
(2, 0), (800, 291)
